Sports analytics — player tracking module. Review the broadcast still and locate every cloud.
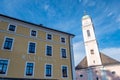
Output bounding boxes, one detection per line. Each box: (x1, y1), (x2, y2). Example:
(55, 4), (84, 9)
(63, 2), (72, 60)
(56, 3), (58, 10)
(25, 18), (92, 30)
(73, 41), (86, 66)
(116, 14), (120, 23)
(44, 4), (49, 11)
(101, 47), (120, 62)
(81, 0), (96, 7)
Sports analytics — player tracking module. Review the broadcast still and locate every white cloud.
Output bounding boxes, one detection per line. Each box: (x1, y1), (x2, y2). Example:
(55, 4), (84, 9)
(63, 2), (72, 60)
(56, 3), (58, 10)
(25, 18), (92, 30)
(44, 4), (49, 11)
(73, 41), (86, 66)
(101, 47), (120, 62)
(116, 15), (120, 23)
(81, 0), (96, 7)
(43, 4), (56, 17)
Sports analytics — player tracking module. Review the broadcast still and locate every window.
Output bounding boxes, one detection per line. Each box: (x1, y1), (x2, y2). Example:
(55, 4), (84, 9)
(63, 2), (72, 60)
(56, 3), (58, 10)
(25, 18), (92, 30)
(93, 60), (95, 63)
(87, 30), (90, 37)
(8, 24), (16, 32)
(62, 66), (68, 78)
(80, 74), (83, 77)
(28, 42), (36, 53)
(61, 48), (67, 58)
(47, 34), (52, 40)
(112, 71), (115, 74)
(0, 60), (9, 74)
(90, 49), (94, 54)
(45, 64), (52, 77)
(25, 62), (34, 76)
(3, 37), (14, 50)
(31, 30), (37, 37)
(96, 77), (99, 80)
(46, 45), (52, 56)
(61, 37), (66, 43)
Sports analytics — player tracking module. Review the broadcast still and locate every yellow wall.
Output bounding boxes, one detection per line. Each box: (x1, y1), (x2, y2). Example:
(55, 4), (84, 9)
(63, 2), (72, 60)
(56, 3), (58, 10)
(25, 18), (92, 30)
(0, 20), (73, 80)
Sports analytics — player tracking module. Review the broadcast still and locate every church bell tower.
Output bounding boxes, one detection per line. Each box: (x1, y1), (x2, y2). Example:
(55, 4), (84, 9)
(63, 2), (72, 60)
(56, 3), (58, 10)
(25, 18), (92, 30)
(82, 14), (102, 67)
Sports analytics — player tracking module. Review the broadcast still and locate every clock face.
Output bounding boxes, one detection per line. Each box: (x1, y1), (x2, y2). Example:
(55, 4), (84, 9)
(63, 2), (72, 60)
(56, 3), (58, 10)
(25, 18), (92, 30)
(82, 19), (91, 26)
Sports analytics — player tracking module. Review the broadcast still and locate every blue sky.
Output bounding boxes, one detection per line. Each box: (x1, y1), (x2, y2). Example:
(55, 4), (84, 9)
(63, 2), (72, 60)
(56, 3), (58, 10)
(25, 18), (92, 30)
(0, 0), (120, 66)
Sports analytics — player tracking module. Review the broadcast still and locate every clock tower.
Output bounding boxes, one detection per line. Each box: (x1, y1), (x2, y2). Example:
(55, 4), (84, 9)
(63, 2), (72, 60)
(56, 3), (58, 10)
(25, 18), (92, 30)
(82, 14), (102, 67)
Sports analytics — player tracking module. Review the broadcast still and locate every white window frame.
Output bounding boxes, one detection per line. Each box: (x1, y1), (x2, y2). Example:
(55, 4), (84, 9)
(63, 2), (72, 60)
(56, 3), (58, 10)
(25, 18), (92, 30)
(60, 47), (67, 59)
(0, 58), (10, 76)
(60, 36), (66, 44)
(46, 33), (53, 40)
(45, 44), (53, 57)
(2, 36), (15, 51)
(44, 63), (53, 78)
(61, 65), (68, 78)
(27, 41), (37, 54)
(30, 29), (38, 37)
(24, 61), (35, 77)
(7, 24), (17, 32)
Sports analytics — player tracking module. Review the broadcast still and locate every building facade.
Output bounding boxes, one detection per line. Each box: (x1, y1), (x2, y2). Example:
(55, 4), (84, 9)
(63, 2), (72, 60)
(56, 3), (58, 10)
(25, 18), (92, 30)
(0, 14), (75, 80)
(75, 14), (120, 80)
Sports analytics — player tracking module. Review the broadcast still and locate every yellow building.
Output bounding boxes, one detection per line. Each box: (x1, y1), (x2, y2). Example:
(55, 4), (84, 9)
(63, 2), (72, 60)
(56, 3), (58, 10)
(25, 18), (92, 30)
(0, 14), (75, 80)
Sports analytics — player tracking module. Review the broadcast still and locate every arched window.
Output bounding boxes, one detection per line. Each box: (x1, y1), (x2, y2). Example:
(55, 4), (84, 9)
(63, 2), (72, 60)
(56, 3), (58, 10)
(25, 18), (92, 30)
(87, 30), (91, 37)
(90, 49), (94, 54)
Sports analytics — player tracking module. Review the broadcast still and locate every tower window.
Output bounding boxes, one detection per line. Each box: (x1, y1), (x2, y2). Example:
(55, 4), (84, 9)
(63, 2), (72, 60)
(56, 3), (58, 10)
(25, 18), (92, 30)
(90, 49), (94, 54)
(112, 71), (116, 74)
(87, 30), (91, 37)
(93, 60), (95, 63)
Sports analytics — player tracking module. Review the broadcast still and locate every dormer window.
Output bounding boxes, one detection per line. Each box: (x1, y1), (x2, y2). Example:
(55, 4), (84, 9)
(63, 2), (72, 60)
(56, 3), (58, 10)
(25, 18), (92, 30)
(8, 24), (16, 32)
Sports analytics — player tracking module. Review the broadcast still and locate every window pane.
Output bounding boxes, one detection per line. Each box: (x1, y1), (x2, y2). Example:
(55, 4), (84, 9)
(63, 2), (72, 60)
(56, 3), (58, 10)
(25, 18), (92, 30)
(47, 34), (52, 40)
(29, 42), (35, 53)
(62, 49), (67, 58)
(0, 60), (8, 74)
(4, 38), (13, 50)
(46, 65), (52, 77)
(26, 63), (34, 76)
(46, 46), (52, 56)
(61, 37), (65, 43)
(31, 30), (36, 36)
(9, 25), (16, 31)
(62, 66), (68, 77)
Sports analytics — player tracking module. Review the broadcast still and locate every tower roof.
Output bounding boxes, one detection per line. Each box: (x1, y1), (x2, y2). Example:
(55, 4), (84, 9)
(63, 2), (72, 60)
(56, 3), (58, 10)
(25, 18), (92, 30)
(75, 52), (120, 70)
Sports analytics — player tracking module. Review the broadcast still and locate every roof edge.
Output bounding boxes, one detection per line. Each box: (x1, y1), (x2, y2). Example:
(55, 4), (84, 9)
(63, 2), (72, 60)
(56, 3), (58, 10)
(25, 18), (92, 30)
(0, 14), (75, 37)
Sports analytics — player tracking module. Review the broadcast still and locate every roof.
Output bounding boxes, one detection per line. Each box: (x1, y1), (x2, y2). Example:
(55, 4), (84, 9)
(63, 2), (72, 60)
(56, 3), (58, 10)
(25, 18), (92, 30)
(75, 52), (120, 70)
(0, 14), (75, 37)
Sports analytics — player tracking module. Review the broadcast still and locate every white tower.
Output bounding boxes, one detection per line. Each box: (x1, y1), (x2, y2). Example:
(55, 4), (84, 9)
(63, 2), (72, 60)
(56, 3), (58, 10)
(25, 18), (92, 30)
(82, 14), (102, 67)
